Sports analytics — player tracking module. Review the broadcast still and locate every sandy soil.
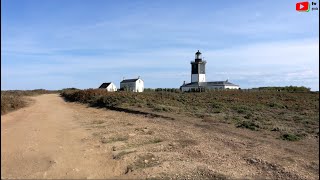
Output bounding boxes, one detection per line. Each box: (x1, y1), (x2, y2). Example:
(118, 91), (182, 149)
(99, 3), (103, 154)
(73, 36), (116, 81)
(1, 94), (319, 179)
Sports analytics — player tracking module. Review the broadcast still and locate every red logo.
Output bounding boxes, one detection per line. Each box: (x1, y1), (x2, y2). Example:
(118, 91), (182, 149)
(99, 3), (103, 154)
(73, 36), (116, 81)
(296, 1), (310, 12)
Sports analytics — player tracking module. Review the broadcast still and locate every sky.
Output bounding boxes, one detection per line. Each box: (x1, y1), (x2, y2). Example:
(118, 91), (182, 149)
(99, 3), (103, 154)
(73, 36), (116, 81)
(1, 0), (319, 90)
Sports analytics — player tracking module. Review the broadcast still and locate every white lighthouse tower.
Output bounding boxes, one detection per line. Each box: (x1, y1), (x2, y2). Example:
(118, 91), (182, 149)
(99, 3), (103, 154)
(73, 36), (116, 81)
(191, 50), (206, 83)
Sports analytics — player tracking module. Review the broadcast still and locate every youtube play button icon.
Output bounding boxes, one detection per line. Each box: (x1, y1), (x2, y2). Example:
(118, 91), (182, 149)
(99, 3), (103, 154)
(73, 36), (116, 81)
(296, 1), (310, 12)
(300, 3), (305, 9)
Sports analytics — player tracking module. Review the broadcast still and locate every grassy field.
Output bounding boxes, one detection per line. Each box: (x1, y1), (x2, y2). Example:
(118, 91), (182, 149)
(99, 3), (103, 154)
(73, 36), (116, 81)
(1, 89), (59, 115)
(61, 89), (319, 141)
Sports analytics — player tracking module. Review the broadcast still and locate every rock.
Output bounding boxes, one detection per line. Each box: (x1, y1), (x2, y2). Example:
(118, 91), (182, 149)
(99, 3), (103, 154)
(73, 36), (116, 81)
(248, 158), (259, 164)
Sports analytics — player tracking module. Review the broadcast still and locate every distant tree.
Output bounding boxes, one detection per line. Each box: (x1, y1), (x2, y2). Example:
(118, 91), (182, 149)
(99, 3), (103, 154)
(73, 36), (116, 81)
(255, 86), (311, 92)
(144, 88), (155, 92)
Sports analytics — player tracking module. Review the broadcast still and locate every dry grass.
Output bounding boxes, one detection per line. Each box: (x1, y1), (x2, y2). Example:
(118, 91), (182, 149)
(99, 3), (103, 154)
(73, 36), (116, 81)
(1, 93), (27, 115)
(1, 89), (59, 115)
(101, 135), (129, 144)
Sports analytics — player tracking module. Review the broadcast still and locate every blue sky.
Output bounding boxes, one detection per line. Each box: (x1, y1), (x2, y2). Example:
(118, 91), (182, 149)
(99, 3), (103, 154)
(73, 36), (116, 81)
(1, 0), (319, 90)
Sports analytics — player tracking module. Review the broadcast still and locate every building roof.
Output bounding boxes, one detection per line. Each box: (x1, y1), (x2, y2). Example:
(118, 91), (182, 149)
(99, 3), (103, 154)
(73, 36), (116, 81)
(181, 81), (239, 88)
(99, 82), (112, 88)
(121, 78), (142, 83)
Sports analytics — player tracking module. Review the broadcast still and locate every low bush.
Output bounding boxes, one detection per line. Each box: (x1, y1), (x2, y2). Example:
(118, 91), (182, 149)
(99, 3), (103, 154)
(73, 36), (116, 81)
(280, 133), (300, 141)
(236, 120), (260, 131)
(1, 90), (58, 115)
(232, 105), (252, 114)
(1, 93), (26, 115)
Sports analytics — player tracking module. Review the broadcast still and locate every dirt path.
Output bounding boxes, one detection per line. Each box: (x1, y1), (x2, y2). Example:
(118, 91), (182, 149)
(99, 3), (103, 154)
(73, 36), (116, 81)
(1, 94), (319, 179)
(1, 94), (124, 179)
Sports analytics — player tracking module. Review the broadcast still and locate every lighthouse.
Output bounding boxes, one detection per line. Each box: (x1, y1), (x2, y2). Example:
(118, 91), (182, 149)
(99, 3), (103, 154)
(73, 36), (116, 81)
(180, 50), (240, 92)
(191, 50), (206, 83)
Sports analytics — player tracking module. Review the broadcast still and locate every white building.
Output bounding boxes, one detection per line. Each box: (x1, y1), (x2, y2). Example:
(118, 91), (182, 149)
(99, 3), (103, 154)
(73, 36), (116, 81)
(99, 82), (117, 92)
(120, 77), (144, 92)
(180, 50), (240, 92)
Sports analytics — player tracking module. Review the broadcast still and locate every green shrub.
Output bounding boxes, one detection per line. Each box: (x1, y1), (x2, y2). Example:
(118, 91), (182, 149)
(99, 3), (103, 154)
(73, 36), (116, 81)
(211, 102), (225, 109)
(280, 133), (300, 141)
(232, 105), (251, 114)
(236, 121), (260, 131)
(244, 113), (253, 119)
(268, 102), (285, 108)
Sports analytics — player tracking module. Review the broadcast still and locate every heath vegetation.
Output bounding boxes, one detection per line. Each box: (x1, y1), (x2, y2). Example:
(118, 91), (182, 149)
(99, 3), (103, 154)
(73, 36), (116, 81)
(1, 89), (59, 115)
(61, 87), (319, 141)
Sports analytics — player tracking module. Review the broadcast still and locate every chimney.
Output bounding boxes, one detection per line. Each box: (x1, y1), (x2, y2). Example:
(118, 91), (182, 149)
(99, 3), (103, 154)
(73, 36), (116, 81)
(183, 81), (186, 85)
